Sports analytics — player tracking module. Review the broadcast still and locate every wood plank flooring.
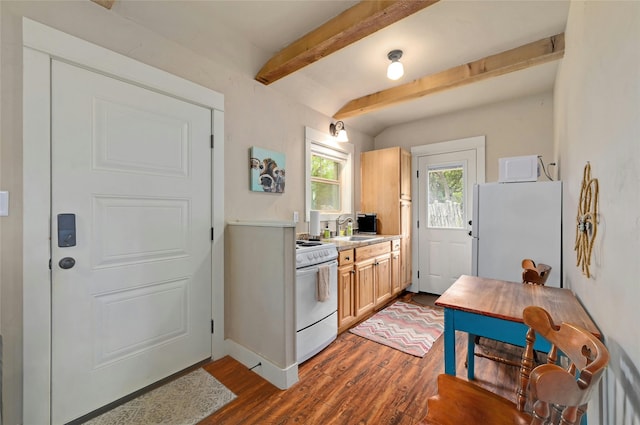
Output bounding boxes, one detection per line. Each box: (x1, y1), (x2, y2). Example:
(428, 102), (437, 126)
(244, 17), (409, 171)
(200, 298), (525, 425)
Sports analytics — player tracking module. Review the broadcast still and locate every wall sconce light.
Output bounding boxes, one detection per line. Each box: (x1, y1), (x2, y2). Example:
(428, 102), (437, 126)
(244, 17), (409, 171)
(387, 49), (404, 80)
(329, 121), (349, 142)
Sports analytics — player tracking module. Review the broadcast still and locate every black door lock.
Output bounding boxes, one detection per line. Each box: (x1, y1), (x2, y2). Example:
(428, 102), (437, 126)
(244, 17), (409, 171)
(57, 213), (76, 247)
(59, 257), (76, 269)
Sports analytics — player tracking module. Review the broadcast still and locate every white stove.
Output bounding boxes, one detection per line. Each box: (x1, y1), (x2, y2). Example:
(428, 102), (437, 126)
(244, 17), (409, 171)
(295, 240), (338, 363)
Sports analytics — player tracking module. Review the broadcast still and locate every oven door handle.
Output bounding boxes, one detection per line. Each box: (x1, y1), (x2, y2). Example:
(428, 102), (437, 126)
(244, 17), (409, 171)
(296, 259), (338, 275)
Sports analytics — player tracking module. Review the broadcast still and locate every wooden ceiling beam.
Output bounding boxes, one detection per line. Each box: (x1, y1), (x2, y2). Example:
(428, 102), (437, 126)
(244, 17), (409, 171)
(255, 0), (439, 85)
(334, 32), (565, 120)
(91, 0), (115, 9)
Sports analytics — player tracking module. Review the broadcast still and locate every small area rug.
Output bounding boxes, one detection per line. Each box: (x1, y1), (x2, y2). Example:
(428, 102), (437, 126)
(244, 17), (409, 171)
(84, 368), (236, 425)
(350, 301), (444, 357)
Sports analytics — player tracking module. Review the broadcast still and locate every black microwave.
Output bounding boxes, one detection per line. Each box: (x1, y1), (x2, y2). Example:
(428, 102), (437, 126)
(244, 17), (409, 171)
(357, 213), (377, 234)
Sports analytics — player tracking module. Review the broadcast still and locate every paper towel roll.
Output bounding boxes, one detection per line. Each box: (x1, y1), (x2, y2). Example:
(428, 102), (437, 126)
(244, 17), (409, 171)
(309, 210), (321, 236)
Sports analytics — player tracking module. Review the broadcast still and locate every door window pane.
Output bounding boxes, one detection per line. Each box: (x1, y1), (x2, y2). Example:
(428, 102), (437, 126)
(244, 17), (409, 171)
(427, 164), (464, 228)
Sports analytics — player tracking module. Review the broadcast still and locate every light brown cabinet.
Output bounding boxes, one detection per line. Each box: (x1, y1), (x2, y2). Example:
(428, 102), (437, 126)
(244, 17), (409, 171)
(391, 240), (402, 295)
(337, 249), (356, 333)
(354, 257), (376, 317)
(337, 241), (394, 334)
(361, 147), (412, 291)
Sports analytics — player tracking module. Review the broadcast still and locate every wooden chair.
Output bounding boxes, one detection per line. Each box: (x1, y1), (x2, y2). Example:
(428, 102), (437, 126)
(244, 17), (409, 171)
(420, 306), (609, 425)
(522, 258), (552, 285)
(473, 259), (553, 366)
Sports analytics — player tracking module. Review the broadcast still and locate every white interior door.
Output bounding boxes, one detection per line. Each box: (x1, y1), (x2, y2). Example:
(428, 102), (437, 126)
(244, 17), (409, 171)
(51, 60), (212, 423)
(417, 150), (477, 294)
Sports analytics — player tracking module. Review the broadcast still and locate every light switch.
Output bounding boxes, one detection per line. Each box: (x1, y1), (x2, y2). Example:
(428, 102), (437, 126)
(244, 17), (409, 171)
(0, 191), (8, 216)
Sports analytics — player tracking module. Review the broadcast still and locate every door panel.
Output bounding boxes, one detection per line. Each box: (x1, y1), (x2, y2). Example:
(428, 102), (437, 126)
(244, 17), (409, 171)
(51, 60), (212, 423)
(418, 150), (477, 294)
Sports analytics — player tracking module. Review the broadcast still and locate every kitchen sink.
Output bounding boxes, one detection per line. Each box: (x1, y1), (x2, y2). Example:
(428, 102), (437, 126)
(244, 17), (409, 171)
(333, 235), (382, 242)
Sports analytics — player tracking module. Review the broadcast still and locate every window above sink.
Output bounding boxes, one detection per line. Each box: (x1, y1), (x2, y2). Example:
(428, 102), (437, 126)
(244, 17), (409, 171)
(304, 126), (353, 222)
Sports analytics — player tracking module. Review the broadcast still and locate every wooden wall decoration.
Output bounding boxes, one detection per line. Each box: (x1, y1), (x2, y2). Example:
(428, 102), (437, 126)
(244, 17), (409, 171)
(575, 162), (599, 278)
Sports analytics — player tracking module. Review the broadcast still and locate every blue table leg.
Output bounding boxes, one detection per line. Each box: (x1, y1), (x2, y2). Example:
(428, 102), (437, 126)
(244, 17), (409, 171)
(443, 308), (456, 375)
(467, 334), (476, 380)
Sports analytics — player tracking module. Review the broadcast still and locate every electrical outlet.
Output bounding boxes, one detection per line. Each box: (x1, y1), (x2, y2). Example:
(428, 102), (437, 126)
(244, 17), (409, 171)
(293, 211), (299, 223)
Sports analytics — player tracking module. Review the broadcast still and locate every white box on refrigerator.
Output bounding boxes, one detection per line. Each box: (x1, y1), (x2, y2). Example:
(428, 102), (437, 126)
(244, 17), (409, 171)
(498, 155), (539, 182)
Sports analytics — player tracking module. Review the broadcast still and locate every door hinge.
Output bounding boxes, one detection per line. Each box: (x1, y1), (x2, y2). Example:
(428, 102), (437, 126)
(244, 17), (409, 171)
(417, 220), (419, 229)
(417, 170), (419, 179)
(210, 134), (214, 149)
(211, 319), (214, 334)
(417, 270), (420, 279)
(49, 259), (52, 270)
(211, 227), (214, 241)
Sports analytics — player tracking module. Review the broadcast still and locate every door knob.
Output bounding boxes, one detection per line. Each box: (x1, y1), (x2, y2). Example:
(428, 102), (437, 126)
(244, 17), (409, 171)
(59, 257), (76, 269)
(468, 231), (472, 236)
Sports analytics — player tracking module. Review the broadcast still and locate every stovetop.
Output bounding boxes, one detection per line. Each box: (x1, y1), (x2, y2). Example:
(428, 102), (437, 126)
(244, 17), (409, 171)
(296, 240), (323, 248)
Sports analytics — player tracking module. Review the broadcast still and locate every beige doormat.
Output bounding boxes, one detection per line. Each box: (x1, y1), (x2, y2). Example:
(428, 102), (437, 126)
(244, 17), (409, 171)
(84, 368), (236, 425)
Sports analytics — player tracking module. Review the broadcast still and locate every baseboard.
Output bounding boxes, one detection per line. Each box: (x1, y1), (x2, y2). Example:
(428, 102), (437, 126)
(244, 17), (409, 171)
(224, 339), (298, 390)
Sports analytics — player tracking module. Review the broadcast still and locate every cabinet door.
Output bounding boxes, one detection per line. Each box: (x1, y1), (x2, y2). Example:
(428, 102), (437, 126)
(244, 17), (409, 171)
(400, 148), (412, 200)
(401, 201), (412, 288)
(338, 264), (356, 332)
(391, 250), (401, 295)
(354, 258), (376, 317)
(374, 253), (392, 306)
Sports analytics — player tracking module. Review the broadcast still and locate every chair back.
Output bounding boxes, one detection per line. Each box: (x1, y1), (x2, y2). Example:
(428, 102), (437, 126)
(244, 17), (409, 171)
(517, 306), (609, 425)
(522, 259), (552, 285)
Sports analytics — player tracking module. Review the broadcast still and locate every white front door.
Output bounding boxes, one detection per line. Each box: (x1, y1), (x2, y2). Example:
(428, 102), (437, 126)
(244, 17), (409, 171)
(51, 60), (212, 423)
(417, 150), (477, 294)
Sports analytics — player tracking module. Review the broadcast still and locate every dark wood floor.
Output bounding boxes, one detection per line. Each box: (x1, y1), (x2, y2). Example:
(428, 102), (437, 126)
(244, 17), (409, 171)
(200, 296), (524, 425)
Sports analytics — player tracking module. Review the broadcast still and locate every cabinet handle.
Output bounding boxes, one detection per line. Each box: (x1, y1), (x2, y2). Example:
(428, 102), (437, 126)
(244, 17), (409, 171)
(351, 270), (355, 275)
(345, 256), (350, 261)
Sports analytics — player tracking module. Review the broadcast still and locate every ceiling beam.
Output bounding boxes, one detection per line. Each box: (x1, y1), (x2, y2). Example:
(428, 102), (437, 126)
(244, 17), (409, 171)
(334, 32), (565, 120)
(91, 0), (115, 9)
(255, 0), (439, 85)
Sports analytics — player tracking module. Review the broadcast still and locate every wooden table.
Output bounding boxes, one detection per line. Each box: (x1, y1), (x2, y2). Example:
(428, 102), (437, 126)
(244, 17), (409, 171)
(435, 275), (601, 379)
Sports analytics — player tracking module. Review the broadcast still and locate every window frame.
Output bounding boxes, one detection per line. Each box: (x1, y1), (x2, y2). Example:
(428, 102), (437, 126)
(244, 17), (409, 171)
(305, 126), (353, 222)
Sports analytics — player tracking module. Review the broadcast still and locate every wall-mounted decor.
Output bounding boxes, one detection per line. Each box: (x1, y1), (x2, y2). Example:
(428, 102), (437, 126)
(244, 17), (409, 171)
(575, 162), (599, 278)
(250, 146), (286, 193)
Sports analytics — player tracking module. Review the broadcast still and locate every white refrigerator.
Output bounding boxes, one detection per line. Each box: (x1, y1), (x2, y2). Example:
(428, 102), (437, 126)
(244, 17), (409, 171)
(471, 181), (562, 287)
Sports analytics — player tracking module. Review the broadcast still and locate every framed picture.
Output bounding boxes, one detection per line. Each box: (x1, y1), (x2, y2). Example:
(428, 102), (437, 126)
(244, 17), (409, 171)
(249, 146), (286, 193)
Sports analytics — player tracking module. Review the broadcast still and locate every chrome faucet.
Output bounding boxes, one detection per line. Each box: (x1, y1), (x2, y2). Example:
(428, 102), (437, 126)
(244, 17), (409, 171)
(336, 214), (353, 235)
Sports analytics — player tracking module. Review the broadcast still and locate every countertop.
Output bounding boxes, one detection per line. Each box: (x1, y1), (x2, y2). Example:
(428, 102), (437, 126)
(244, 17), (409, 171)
(320, 234), (401, 251)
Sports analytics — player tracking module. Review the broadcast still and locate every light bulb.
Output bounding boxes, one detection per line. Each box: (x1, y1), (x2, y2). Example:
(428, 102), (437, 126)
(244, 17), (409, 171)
(336, 129), (349, 142)
(387, 61), (404, 80)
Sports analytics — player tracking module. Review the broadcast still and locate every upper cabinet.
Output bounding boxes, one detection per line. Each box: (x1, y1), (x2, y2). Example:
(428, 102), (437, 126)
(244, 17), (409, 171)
(361, 147), (412, 290)
(400, 149), (411, 201)
(361, 147), (411, 235)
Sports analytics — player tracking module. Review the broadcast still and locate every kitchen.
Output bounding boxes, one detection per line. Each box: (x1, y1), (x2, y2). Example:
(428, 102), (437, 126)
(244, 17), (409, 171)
(2, 1), (639, 425)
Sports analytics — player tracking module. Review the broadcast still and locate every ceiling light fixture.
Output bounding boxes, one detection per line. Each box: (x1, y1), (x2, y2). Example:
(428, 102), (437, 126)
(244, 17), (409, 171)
(386, 49), (404, 80)
(329, 121), (349, 142)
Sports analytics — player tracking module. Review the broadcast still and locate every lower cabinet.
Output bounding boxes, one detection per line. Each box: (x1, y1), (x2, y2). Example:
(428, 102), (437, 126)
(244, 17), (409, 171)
(391, 240), (402, 295)
(338, 250), (356, 333)
(338, 240), (399, 333)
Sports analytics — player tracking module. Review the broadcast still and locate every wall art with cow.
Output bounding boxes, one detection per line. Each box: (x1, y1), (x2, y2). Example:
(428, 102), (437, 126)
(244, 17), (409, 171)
(250, 146), (286, 193)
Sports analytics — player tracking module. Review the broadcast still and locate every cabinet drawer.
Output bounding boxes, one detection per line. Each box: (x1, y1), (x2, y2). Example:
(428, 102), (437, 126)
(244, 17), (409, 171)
(339, 249), (355, 265)
(356, 241), (391, 260)
(391, 239), (401, 251)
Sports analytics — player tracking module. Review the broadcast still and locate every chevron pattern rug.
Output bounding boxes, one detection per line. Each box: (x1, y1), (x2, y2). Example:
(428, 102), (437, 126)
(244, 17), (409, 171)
(350, 301), (444, 357)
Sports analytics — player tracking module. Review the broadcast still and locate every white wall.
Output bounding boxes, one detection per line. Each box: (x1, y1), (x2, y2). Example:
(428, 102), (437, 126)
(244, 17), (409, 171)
(0, 2), (373, 423)
(374, 92), (555, 182)
(555, 2), (640, 424)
